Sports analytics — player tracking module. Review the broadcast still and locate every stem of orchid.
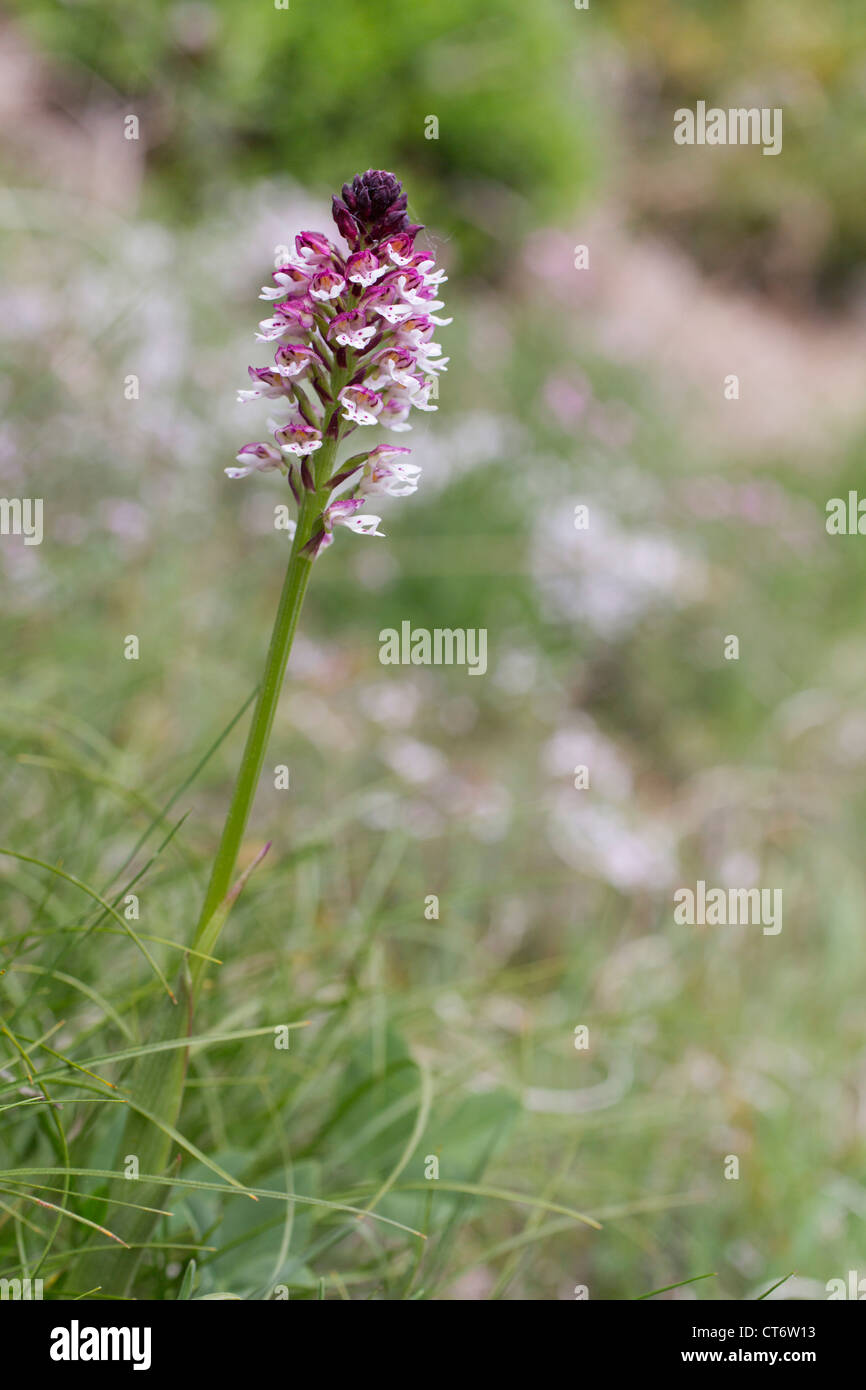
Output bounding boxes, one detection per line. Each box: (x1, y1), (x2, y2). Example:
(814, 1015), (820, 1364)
(188, 419), (343, 995)
(188, 520), (313, 992)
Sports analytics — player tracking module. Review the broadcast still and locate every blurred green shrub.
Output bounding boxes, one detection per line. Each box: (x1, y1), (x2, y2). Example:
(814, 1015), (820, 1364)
(12, 0), (596, 271)
(600, 0), (866, 305)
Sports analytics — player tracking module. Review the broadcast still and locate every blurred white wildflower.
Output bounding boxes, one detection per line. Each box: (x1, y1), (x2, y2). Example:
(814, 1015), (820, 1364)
(381, 736), (448, 785)
(357, 679), (421, 728)
(542, 716), (634, 800)
(493, 647), (539, 696)
(548, 788), (678, 893)
(532, 503), (707, 637)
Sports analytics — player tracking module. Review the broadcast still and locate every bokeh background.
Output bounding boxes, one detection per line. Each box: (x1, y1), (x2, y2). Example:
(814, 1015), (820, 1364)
(2, 0), (866, 1300)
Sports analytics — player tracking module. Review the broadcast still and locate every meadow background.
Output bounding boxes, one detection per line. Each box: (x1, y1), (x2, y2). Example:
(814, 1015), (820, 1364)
(1, 0), (866, 1300)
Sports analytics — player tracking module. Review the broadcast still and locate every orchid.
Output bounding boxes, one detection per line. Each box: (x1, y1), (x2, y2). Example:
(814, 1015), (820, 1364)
(226, 168), (450, 556)
(315, 496), (386, 552)
(355, 444), (421, 497)
(84, 174), (448, 1296)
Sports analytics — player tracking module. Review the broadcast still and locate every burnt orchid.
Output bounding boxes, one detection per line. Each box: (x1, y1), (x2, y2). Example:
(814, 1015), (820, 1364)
(80, 172), (449, 1296)
(197, 170), (448, 947)
(228, 170), (449, 559)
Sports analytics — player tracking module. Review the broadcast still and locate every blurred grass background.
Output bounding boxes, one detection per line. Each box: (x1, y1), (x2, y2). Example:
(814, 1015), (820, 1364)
(1, 0), (866, 1299)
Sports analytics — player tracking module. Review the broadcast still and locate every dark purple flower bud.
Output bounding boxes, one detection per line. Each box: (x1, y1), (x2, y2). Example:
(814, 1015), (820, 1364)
(332, 170), (424, 249)
(331, 197), (361, 251)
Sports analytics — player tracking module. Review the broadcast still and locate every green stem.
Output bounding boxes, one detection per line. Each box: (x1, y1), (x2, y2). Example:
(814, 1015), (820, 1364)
(188, 423), (342, 983)
(188, 524), (313, 989)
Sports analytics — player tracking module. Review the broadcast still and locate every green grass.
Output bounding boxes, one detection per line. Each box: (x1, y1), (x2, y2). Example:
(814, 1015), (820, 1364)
(3, 2), (866, 1299)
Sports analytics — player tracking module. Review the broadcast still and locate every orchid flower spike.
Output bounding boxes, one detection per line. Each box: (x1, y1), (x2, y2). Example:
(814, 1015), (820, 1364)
(228, 170), (448, 556)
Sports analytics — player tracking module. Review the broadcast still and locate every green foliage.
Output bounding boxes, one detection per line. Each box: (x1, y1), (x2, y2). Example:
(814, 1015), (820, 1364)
(3, 0), (866, 1302)
(11, 0), (596, 269)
